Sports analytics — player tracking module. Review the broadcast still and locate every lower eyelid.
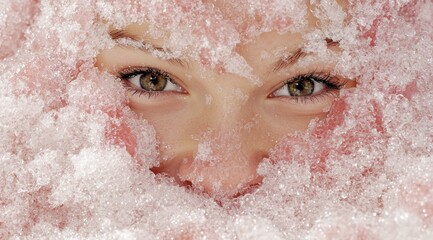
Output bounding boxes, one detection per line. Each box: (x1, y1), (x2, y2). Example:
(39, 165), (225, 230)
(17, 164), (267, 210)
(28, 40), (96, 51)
(271, 87), (340, 104)
(291, 89), (340, 104)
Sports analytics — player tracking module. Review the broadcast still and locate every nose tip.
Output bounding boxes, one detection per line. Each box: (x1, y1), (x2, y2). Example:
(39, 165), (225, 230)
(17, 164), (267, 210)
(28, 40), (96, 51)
(177, 149), (267, 198)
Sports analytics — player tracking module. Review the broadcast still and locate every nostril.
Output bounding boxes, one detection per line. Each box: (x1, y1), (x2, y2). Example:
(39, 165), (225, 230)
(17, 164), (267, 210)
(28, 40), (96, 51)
(150, 164), (195, 191)
(231, 176), (264, 199)
(151, 151), (267, 199)
(180, 180), (193, 189)
(151, 165), (264, 200)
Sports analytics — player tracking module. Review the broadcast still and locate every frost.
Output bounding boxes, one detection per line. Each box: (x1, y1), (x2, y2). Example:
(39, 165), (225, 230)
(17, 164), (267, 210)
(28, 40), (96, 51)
(1, 0), (432, 239)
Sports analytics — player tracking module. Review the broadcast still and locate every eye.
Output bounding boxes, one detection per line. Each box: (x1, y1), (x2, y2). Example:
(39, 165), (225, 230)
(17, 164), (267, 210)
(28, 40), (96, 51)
(118, 67), (183, 93)
(272, 74), (342, 98)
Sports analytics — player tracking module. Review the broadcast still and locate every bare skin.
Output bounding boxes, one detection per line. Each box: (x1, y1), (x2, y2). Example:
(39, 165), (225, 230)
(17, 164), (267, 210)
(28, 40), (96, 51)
(96, 1), (355, 199)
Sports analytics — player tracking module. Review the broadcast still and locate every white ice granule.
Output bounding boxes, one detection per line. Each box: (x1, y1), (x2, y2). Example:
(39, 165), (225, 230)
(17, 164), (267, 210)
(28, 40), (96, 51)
(27, 150), (63, 187)
(1, 0), (433, 239)
(0, 0), (38, 60)
(195, 141), (214, 162)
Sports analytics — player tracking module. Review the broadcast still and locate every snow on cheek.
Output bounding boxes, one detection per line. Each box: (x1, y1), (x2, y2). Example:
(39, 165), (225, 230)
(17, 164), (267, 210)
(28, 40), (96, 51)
(1, 0), (433, 239)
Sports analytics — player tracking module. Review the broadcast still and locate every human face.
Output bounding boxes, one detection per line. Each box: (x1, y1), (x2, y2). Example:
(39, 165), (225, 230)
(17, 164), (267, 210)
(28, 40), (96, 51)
(96, 5), (355, 199)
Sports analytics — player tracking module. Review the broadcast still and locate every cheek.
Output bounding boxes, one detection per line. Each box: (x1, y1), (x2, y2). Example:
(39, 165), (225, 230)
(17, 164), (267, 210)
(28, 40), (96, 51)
(126, 95), (331, 197)
(129, 96), (331, 157)
(260, 100), (329, 139)
(128, 98), (202, 157)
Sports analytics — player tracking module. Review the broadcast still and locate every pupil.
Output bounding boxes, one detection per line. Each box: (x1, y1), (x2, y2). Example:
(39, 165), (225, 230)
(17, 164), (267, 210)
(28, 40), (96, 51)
(150, 75), (159, 85)
(295, 82), (304, 91)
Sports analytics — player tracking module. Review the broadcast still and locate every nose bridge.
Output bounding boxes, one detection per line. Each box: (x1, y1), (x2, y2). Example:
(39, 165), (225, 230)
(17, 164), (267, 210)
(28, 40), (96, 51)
(212, 86), (250, 124)
(210, 84), (259, 132)
(201, 87), (257, 156)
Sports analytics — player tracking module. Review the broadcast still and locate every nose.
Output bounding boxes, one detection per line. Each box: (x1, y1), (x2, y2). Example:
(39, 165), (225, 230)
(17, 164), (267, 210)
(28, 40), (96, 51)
(175, 95), (269, 198)
(177, 127), (267, 198)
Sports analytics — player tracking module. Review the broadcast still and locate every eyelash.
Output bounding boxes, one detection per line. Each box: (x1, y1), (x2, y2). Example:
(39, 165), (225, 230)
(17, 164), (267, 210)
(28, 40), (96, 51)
(117, 67), (345, 103)
(274, 72), (345, 104)
(117, 67), (179, 98)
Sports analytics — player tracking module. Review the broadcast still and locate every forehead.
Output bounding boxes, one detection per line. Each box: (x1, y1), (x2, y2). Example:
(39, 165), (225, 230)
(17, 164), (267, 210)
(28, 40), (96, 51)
(109, 23), (306, 77)
(103, 0), (346, 79)
(103, 0), (348, 43)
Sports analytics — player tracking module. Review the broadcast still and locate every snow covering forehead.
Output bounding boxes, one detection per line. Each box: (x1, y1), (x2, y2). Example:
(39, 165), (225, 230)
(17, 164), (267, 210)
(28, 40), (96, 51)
(1, 0), (433, 239)
(96, 0), (309, 78)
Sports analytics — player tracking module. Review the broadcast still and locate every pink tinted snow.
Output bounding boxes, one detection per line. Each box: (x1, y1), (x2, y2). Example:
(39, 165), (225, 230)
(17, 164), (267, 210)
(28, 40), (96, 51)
(0, 0), (432, 239)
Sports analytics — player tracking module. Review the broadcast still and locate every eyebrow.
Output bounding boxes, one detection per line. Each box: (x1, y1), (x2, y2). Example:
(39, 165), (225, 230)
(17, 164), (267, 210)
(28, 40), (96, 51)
(109, 29), (188, 68)
(272, 38), (340, 72)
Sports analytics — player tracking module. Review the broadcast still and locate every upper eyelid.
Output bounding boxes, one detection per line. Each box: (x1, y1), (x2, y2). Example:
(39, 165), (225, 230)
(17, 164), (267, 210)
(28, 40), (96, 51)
(118, 67), (166, 78)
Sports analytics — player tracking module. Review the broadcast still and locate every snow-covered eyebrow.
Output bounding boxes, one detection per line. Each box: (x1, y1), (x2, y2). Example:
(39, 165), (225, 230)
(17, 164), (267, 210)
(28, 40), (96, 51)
(109, 29), (188, 68)
(272, 38), (340, 72)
